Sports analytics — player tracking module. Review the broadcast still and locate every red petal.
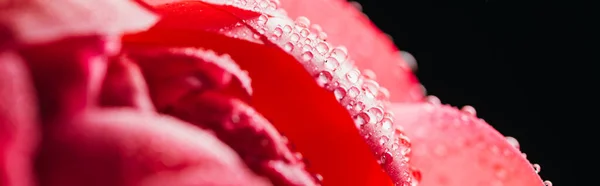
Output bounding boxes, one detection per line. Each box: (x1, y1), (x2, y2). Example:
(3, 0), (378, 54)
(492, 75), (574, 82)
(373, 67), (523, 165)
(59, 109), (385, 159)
(390, 103), (545, 186)
(18, 36), (110, 120)
(99, 56), (155, 111)
(164, 91), (317, 185)
(35, 109), (272, 186)
(127, 47), (253, 108)
(279, 0), (424, 102)
(126, 0), (414, 185)
(0, 51), (38, 186)
(0, 0), (157, 45)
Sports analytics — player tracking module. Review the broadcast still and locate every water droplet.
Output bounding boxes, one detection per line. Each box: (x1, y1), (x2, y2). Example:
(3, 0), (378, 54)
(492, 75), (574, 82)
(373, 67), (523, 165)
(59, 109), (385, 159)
(294, 152), (303, 159)
(258, 0), (269, 8)
(294, 16), (311, 28)
(362, 80), (380, 97)
(345, 70), (360, 83)
(318, 31), (328, 40)
(257, 15), (268, 25)
(544, 180), (553, 186)
(347, 87), (360, 98)
(273, 27), (283, 37)
(252, 34), (261, 39)
(349, 1), (363, 11)
(367, 107), (384, 121)
(380, 151), (393, 165)
(283, 42), (294, 52)
(354, 112), (371, 127)
(426, 95), (441, 105)
(282, 25), (293, 33)
(379, 136), (389, 145)
(381, 118), (393, 131)
(400, 51), (418, 71)
(505, 136), (520, 150)
(324, 57), (339, 70)
(353, 102), (365, 113)
(330, 46), (348, 62)
(532, 163), (541, 173)
(461, 105), (477, 115)
(301, 45), (312, 52)
(290, 33), (300, 43)
(303, 38), (312, 45)
(314, 174), (323, 184)
(333, 88), (346, 101)
(301, 51), (314, 61)
(270, 0), (280, 7)
(362, 69), (376, 80)
(316, 71), (333, 86)
(300, 29), (310, 37)
(378, 87), (390, 100)
(316, 42), (330, 54)
(310, 24), (323, 32)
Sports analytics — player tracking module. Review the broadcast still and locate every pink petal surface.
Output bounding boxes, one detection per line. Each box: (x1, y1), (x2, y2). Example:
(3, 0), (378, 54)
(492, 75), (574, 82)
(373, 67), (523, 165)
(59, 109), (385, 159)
(391, 103), (544, 186)
(279, 0), (424, 102)
(0, 51), (38, 186)
(0, 0), (157, 45)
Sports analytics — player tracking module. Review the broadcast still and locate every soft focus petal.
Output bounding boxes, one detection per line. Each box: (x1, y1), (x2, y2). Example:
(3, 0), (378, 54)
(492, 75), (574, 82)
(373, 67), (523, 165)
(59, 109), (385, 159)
(279, 0), (424, 102)
(391, 103), (544, 186)
(0, 0), (158, 45)
(165, 91), (317, 185)
(0, 51), (38, 186)
(128, 47), (253, 107)
(127, 0), (413, 185)
(35, 108), (272, 186)
(99, 56), (155, 111)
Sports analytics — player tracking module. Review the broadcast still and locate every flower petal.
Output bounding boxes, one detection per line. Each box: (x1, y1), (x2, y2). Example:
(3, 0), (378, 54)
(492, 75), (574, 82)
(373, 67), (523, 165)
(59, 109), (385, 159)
(0, 51), (38, 186)
(126, 0), (414, 185)
(279, 0), (424, 102)
(99, 56), (155, 111)
(127, 47), (253, 108)
(0, 0), (158, 45)
(35, 108), (272, 186)
(390, 103), (545, 186)
(164, 91), (318, 185)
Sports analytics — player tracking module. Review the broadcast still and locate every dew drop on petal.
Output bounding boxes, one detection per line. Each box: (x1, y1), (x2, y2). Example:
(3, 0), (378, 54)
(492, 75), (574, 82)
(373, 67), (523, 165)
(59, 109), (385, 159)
(273, 27), (283, 37)
(314, 174), (323, 184)
(379, 136), (389, 145)
(301, 51), (314, 62)
(349, 1), (363, 11)
(282, 25), (293, 34)
(294, 16), (311, 28)
(461, 105), (477, 115)
(426, 95), (441, 105)
(345, 70), (360, 83)
(544, 180), (553, 186)
(380, 151), (393, 165)
(333, 87), (346, 101)
(257, 15), (268, 25)
(362, 69), (376, 80)
(316, 42), (330, 54)
(532, 163), (541, 173)
(353, 112), (371, 127)
(381, 118), (393, 131)
(367, 107), (384, 122)
(347, 86), (360, 98)
(324, 57), (339, 70)
(283, 42), (294, 52)
(315, 71), (333, 86)
(330, 46), (348, 62)
(300, 29), (310, 37)
(505, 136), (520, 150)
(290, 33), (300, 43)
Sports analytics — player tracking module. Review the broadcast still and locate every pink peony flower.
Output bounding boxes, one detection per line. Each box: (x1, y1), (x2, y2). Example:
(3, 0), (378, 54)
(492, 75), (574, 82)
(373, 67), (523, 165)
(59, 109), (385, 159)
(0, 0), (551, 186)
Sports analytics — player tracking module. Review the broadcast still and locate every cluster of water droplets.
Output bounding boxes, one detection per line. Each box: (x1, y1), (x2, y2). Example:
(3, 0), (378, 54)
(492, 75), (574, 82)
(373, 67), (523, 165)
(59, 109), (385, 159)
(237, 5), (416, 184)
(505, 136), (553, 186)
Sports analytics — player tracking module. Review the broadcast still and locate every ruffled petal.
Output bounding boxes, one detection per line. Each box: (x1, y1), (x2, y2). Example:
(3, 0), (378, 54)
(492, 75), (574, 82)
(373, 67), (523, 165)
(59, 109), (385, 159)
(127, 0), (414, 185)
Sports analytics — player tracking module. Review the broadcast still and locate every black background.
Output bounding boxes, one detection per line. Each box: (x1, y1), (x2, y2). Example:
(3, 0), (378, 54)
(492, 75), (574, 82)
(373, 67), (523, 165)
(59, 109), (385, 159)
(351, 0), (582, 185)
